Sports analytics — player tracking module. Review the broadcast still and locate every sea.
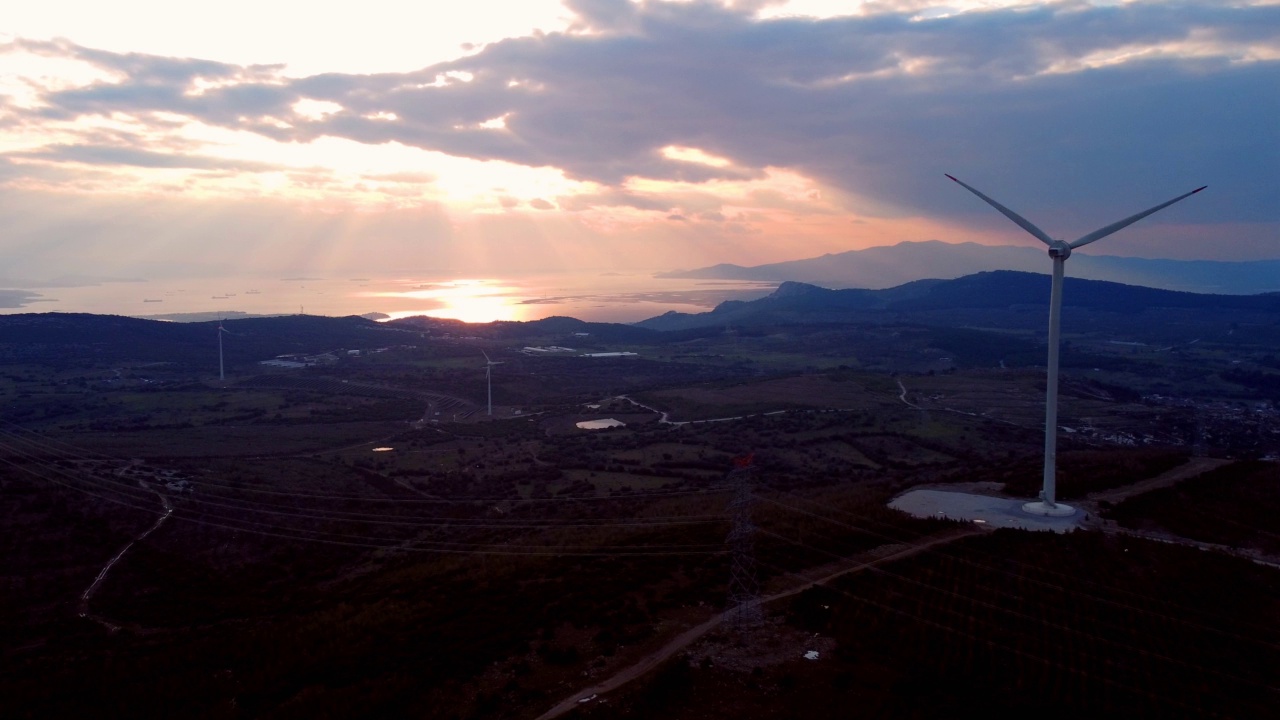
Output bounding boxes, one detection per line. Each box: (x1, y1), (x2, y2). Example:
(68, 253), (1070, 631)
(5, 274), (779, 325)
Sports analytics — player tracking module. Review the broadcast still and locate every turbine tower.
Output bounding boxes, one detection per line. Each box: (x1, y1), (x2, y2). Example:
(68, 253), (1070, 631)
(481, 350), (503, 416)
(946, 174), (1205, 516)
(217, 318), (230, 381)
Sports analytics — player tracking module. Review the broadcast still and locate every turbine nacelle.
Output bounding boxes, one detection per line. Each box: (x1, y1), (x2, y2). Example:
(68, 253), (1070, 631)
(1047, 240), (1071, 260)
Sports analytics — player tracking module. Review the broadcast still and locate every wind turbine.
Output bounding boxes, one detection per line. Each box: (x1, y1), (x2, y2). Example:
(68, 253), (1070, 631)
(946, 174), (1205, 516)
(482, 350), (503, 416)
(217, 318), (229, 381)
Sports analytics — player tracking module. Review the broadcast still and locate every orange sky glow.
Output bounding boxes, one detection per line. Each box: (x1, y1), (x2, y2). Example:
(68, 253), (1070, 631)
(0, 1), (1274, 320)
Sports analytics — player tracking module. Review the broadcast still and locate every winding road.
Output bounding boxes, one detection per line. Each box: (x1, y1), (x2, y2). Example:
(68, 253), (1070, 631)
(534, 528), (979, 720)
(79, 476), (173, 632)
(1085, 456), (1228, 505)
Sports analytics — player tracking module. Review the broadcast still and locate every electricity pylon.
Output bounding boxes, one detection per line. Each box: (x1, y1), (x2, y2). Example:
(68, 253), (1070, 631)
(725, 453), (762, 628)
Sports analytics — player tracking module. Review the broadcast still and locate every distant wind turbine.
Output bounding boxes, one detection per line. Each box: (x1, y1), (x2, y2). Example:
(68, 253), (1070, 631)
(217, 318), (230, 381)
(946, 174), (1205, 516)
(482, 350), (503, 416)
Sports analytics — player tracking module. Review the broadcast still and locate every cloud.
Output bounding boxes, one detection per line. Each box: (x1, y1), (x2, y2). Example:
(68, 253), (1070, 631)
(0, 188), (458, 279)
(558, 188), (677, 212)
(1, 1), (1276, 273)
(12, 143), (281, 171)
(362, 171), (439, 184)
(0, 288), (53, 308)
(0, 274), (142, 289)
(565, 0), (642, 34)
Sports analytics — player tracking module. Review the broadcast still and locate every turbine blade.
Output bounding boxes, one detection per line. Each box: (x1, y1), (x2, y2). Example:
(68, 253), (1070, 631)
(946, 174), (1054, 247)
(1069, 186), (1205, 249)
(481, 350), (491, 363)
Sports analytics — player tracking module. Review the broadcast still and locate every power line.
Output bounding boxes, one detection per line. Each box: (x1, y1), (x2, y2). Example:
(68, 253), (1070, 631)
(762, 489), (1280, 649)
(3, 453), (728, 557)
(0, 421), (734, 505)
(758, 529), (1279, 699)
(754, 557), (1244, 718)
(0, 439), (728, 530)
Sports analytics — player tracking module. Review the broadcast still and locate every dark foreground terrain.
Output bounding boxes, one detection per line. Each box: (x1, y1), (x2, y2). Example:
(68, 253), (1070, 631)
(3, 275), (1279, 718)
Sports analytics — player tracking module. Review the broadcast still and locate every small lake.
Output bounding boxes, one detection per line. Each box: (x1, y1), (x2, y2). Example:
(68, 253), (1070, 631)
(576, 418), (625, 430)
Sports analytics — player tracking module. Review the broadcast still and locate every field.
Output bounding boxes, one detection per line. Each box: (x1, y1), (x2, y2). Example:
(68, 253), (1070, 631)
(1106, 460), (1280, 555)
(2, 313), (1279, 718)
(581, 531), (1280, 719)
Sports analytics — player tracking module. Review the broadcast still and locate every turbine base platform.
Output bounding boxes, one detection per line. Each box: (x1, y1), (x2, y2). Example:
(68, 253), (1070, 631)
(1021, 501), (1076, 518)
(889, 489), (1081, 533)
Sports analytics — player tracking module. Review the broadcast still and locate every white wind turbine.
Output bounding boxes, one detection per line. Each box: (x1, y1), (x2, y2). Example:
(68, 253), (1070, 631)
(482, 350), (503, 416)
(946, 174), (1205, 516)
(217, 318), (230, 381)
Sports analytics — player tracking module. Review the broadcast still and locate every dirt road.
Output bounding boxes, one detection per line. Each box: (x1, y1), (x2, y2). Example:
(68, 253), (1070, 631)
(539, 458), (1230, 717)
(534, 528), (979, 720)
(1087, 456), (1228, 505)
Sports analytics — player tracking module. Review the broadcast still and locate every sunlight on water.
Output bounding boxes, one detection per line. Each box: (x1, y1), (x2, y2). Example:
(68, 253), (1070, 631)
(367, 279), (529, 324)
(4, 274), (778, 324)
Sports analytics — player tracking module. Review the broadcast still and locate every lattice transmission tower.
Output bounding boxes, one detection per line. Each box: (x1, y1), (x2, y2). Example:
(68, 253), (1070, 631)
(725, 453), (762, 628)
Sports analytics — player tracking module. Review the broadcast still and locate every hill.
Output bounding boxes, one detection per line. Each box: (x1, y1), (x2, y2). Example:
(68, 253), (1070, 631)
(636, 271), (1280, 331)
(386, 314), (660, 344)
(657, 240), (1280, 295)
(0, 313), (403, 370)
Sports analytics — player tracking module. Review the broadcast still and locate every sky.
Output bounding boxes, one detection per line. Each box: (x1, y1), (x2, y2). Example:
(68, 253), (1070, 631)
(1, 0), (1277, 291)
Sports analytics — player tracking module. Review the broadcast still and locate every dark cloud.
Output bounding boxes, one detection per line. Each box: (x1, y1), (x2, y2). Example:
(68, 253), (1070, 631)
(558, 188), (676, 212)
(11, 1), (1279, 232)
(10, 144), (281, 172)
(564, 0), (641, 33)
(10, 38), (293, 123)
(0, 289), (53, 308)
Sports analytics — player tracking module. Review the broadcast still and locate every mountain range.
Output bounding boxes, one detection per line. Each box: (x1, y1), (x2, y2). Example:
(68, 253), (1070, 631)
(656, 241), (1280, 295)
(6, 271), (1280, 363)
(636, 270), (1280, 332)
